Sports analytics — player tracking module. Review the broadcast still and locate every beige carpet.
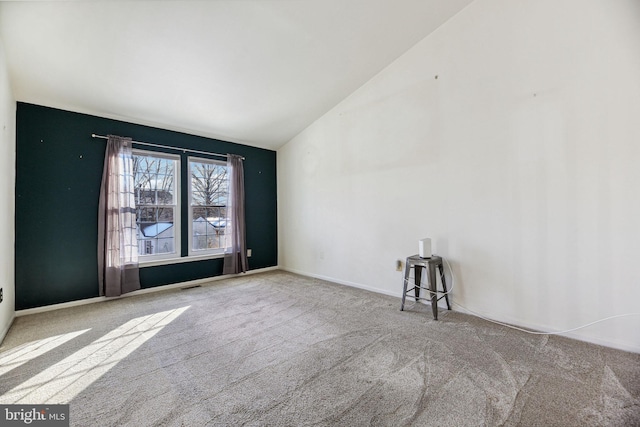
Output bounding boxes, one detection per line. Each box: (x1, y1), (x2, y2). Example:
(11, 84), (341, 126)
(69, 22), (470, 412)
(1, 271), (639, 426)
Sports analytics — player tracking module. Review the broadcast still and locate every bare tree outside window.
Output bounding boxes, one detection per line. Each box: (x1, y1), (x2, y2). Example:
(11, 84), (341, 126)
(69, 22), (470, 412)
(190, 160), (229, 252)
(133, 153), (178, 257)
(133, 156), (175, 204)
(131, 151), (229, 257)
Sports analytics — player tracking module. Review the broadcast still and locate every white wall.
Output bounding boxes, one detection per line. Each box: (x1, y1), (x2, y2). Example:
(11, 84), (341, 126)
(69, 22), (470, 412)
(0, 35), (16, 344)
(278, 0), (640, 352)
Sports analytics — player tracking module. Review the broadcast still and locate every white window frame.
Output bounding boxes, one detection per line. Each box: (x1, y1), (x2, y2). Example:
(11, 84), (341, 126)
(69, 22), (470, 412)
(188, 156), (229, 257)
(133, 149), (181, 264)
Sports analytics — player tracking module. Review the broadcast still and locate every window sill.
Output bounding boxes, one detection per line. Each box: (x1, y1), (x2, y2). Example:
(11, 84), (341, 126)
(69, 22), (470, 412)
(139, 253), (225, 268)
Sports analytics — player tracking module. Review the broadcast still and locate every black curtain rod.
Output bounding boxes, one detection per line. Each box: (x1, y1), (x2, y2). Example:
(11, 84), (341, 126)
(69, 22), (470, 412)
(91, 134), (244, 160)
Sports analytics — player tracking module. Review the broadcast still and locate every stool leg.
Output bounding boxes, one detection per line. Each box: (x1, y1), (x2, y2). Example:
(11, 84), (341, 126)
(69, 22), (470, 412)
(438, 263), (451, 310)
(428, 264), (438, 320)
(414, 265), (422, 302)
(401, 259), (411, 311)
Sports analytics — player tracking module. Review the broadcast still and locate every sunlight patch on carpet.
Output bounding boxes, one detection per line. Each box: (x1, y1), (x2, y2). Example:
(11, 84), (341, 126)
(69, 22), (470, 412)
(0, 329), (91, 377)
(2, 306), (190, 404)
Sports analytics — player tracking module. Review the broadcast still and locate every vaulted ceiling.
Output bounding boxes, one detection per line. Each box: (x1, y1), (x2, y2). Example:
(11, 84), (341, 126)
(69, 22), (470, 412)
(0, 0), (473, 150)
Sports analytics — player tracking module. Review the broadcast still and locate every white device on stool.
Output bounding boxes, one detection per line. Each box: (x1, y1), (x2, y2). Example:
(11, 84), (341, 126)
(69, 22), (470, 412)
(418, 238), (432, 258)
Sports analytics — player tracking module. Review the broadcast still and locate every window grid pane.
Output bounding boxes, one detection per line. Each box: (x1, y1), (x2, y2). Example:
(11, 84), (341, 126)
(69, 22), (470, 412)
(189, 159), (229, 253)
(133, 152), (178, 257)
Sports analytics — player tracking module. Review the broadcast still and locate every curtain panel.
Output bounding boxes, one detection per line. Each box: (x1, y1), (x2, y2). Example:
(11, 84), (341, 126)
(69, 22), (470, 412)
(97, 135), (141, 297)
(223, 154), (249, 275)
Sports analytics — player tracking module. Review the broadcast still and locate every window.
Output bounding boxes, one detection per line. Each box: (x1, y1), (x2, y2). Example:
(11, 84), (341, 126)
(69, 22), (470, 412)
(131, 150), (230, 264)
(188, 157), (229, 256)
(132, 150), (180, 261)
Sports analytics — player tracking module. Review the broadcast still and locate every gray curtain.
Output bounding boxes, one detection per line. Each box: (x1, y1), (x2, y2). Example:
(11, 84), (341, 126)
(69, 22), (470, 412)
(97, 135), (141, 297)
(223, 154), (248, 274)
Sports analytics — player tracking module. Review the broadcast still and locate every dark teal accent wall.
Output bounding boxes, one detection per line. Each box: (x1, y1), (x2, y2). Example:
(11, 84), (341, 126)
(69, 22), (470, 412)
(15, 103), (277, 310)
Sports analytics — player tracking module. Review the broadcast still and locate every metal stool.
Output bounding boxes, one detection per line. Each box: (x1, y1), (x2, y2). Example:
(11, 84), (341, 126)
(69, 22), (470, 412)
(401, 255), (451, 320)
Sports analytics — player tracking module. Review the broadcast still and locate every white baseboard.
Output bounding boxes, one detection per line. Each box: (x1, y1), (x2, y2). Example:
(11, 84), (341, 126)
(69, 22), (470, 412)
(280, 266), (401, 299)
(563, 333), (640, 354)
(279, 267), (640, 354)
(16, 266), (280, 317)
(0, 314), (15, 345)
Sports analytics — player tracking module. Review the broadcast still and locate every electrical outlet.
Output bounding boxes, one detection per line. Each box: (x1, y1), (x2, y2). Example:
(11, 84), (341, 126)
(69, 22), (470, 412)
(396, 260), (403, 271)
(0, 287), (3, 303)
(247, 249), (252, 257)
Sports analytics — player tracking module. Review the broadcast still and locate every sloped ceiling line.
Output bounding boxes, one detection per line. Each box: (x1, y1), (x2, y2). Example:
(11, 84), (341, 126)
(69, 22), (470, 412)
(0, 0), (473, 150)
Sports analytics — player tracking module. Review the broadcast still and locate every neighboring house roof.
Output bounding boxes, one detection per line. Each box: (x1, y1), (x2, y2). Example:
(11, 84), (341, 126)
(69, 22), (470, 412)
(193, 217), (228, 235)
(208, 218), (228, 229)
(141, 222), (173, 238)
